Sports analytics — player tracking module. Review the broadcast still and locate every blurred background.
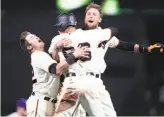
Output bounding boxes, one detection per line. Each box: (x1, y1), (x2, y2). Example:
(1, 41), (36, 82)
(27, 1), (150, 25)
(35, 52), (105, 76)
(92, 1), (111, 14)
(1, 0), (164, 116)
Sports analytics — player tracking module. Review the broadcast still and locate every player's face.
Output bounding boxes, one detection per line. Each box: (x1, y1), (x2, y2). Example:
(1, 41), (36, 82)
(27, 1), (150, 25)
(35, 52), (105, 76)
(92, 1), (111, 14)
(25, 34), (44, 51)
(17, 107), (27, 116)
(85, 8), (102, 29)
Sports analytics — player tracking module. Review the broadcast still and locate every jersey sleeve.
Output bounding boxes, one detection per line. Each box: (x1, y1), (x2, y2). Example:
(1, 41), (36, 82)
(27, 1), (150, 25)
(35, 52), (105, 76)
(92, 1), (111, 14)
(48, 36), (60, 54)
(31, 52), (57, 73)
(84, 29), (111, 43)
(107, 36), (119, 48)
(48, 34), (69, 54)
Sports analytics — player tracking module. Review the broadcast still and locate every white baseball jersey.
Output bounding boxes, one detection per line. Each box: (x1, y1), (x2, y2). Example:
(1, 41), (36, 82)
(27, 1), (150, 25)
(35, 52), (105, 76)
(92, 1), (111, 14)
(49, 29), (117, 117)
(49, 28), (111, 73)
(31, 51), (60, 99)
(48, 33), (70, 54)
(96, 27), (119, 73)
(95, 27), (109, 73)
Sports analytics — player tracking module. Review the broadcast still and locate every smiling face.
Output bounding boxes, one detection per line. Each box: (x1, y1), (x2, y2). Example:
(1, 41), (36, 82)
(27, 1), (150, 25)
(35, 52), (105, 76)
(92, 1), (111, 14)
(84, 3), (102, 29)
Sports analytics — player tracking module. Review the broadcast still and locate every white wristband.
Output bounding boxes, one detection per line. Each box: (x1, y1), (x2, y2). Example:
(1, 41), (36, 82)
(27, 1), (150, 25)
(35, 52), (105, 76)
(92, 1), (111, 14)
(108, 36), (119, 48)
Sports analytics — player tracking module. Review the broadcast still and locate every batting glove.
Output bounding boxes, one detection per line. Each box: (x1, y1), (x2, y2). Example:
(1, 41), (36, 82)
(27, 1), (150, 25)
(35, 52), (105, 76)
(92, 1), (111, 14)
(148, 43), (164, 53)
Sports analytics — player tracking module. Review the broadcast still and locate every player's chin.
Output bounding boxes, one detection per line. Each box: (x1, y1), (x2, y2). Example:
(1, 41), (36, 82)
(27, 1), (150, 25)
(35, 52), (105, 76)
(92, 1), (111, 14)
(87, 23), (97, 29)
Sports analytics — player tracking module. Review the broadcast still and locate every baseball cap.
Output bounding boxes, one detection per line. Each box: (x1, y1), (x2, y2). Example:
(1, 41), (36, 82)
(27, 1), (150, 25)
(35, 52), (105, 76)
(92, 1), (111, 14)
(16, 98), (26, 109)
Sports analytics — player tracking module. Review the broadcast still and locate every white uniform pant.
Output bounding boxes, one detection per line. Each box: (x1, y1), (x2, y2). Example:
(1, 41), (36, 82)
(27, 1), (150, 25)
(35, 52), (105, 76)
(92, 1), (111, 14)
(26, 95), (55, 117)
(55, 75), (117, 117)
(55, 103), (86, 117)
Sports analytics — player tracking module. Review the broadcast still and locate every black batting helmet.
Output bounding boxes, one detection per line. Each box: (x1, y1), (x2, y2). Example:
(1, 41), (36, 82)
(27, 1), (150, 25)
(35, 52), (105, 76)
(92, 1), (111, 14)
(55, 13), (77, 31)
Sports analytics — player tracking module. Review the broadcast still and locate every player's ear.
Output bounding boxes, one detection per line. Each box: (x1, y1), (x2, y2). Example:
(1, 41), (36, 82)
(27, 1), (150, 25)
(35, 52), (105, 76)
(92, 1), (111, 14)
(99, 17), (102, 23)
(58, 31), (62, 34)
(27, 45), (33, 51)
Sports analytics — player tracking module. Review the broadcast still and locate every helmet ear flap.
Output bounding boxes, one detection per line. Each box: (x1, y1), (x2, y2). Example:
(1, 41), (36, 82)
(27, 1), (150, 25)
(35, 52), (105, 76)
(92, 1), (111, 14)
(58, 23), (63, 31)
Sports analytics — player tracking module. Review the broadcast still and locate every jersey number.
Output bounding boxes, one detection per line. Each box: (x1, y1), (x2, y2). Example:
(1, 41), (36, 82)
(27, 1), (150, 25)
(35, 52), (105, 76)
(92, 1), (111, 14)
(62, 42), (91, 62)
(78, 42), (91, 61)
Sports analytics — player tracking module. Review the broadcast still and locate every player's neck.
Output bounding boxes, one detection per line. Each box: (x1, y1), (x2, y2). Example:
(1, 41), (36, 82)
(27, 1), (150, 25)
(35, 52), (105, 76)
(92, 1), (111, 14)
(31, 48), (44, 53)
(65, 27), (76, 34)
(85, 25), (99, 30)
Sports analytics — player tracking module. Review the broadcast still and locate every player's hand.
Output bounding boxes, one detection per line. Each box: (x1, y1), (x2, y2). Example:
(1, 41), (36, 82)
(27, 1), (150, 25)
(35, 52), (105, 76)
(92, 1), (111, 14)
(55, 38), (72, 49)
(73, 46), (90, 58)
(148, 43), (164, 53)
(63, 37), (72, 47)
(98, 40), (108, 49)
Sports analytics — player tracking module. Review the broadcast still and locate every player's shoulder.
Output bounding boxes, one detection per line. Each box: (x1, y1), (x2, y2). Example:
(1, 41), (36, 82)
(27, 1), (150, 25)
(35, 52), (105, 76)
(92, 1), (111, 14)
(84, 27), (110, 35)
(76, 28), (84, 32)
(51, 34), (68, 42)
(68, 29), (84, 38)
(84, 28), (100, 32)
(70, 28), (84, 35)
(82, 28), (102, 35)
(31, 51), (50, 58)
(51, 35), (61, 43)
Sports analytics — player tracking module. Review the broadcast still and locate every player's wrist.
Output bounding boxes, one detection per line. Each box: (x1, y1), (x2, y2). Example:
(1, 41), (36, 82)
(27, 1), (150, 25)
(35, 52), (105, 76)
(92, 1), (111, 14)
(138, 45), (149, 53)
(66, 54), (76, 65)
(72, 52), (78, 58)
(55, 45), (63, 50)
(54, 47), (63, 53)
(55, 42), (64, 50)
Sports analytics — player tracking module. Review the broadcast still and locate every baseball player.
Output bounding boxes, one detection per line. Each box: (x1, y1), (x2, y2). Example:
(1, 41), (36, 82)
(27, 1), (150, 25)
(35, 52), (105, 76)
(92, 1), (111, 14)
(19, 31), (89, 117)
(83, 3), (117, 117)
(7, 98), (27, 117)
(83, 3), (164, 117)
(84, 2), (163, 75)
(49, 13), (117, 117)
(49, 16), (87, 117)
(50, 11), (163, 117)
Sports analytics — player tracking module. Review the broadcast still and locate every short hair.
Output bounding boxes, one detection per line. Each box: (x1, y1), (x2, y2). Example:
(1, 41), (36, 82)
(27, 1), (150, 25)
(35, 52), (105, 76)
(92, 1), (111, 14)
(85, 2), (103, 18)
(20, 31), (31, 51)
(16, 98), (26, 110)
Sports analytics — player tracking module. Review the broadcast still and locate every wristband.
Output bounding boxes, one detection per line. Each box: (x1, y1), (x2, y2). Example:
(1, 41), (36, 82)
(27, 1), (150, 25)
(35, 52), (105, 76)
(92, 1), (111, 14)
(65, 54), (76, 65)
(138, 45), (149, 53)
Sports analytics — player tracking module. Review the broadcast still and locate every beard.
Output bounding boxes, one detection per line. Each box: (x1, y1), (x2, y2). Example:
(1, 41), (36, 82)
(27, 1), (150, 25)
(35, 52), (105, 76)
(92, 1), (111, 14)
(85, 23), (98, 30)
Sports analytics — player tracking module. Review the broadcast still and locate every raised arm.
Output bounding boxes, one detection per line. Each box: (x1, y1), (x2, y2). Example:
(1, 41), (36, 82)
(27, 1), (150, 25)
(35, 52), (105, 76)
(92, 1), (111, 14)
(100, 27), (164, 53)
(50, 46), (89, 75)
(34, 46), (89, 76)
(49, 35), (72, 61)
(105, 36), (164, 53)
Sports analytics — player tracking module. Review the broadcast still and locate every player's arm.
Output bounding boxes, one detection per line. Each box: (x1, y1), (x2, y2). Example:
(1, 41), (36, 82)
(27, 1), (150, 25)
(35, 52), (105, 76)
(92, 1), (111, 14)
(48, 37), (60, 61)
(35, 47), (89, 76)
(100, 27), (118, 41)
(51, 48), (60, 62)
(48, 36), (63, 61)
(101, 36), (163, 53)
(85, 27), (116, 44)
(100, 27), (164, 53)
(48, 36), (72, 61)
(117, 40), (163, 53)
(50, 46), (89, 75)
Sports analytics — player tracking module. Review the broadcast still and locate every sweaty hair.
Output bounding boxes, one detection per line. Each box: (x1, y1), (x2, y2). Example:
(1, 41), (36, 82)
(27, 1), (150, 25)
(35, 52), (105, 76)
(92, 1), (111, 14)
(85, 2), (103, 18)
(20, 31), (31, 51)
